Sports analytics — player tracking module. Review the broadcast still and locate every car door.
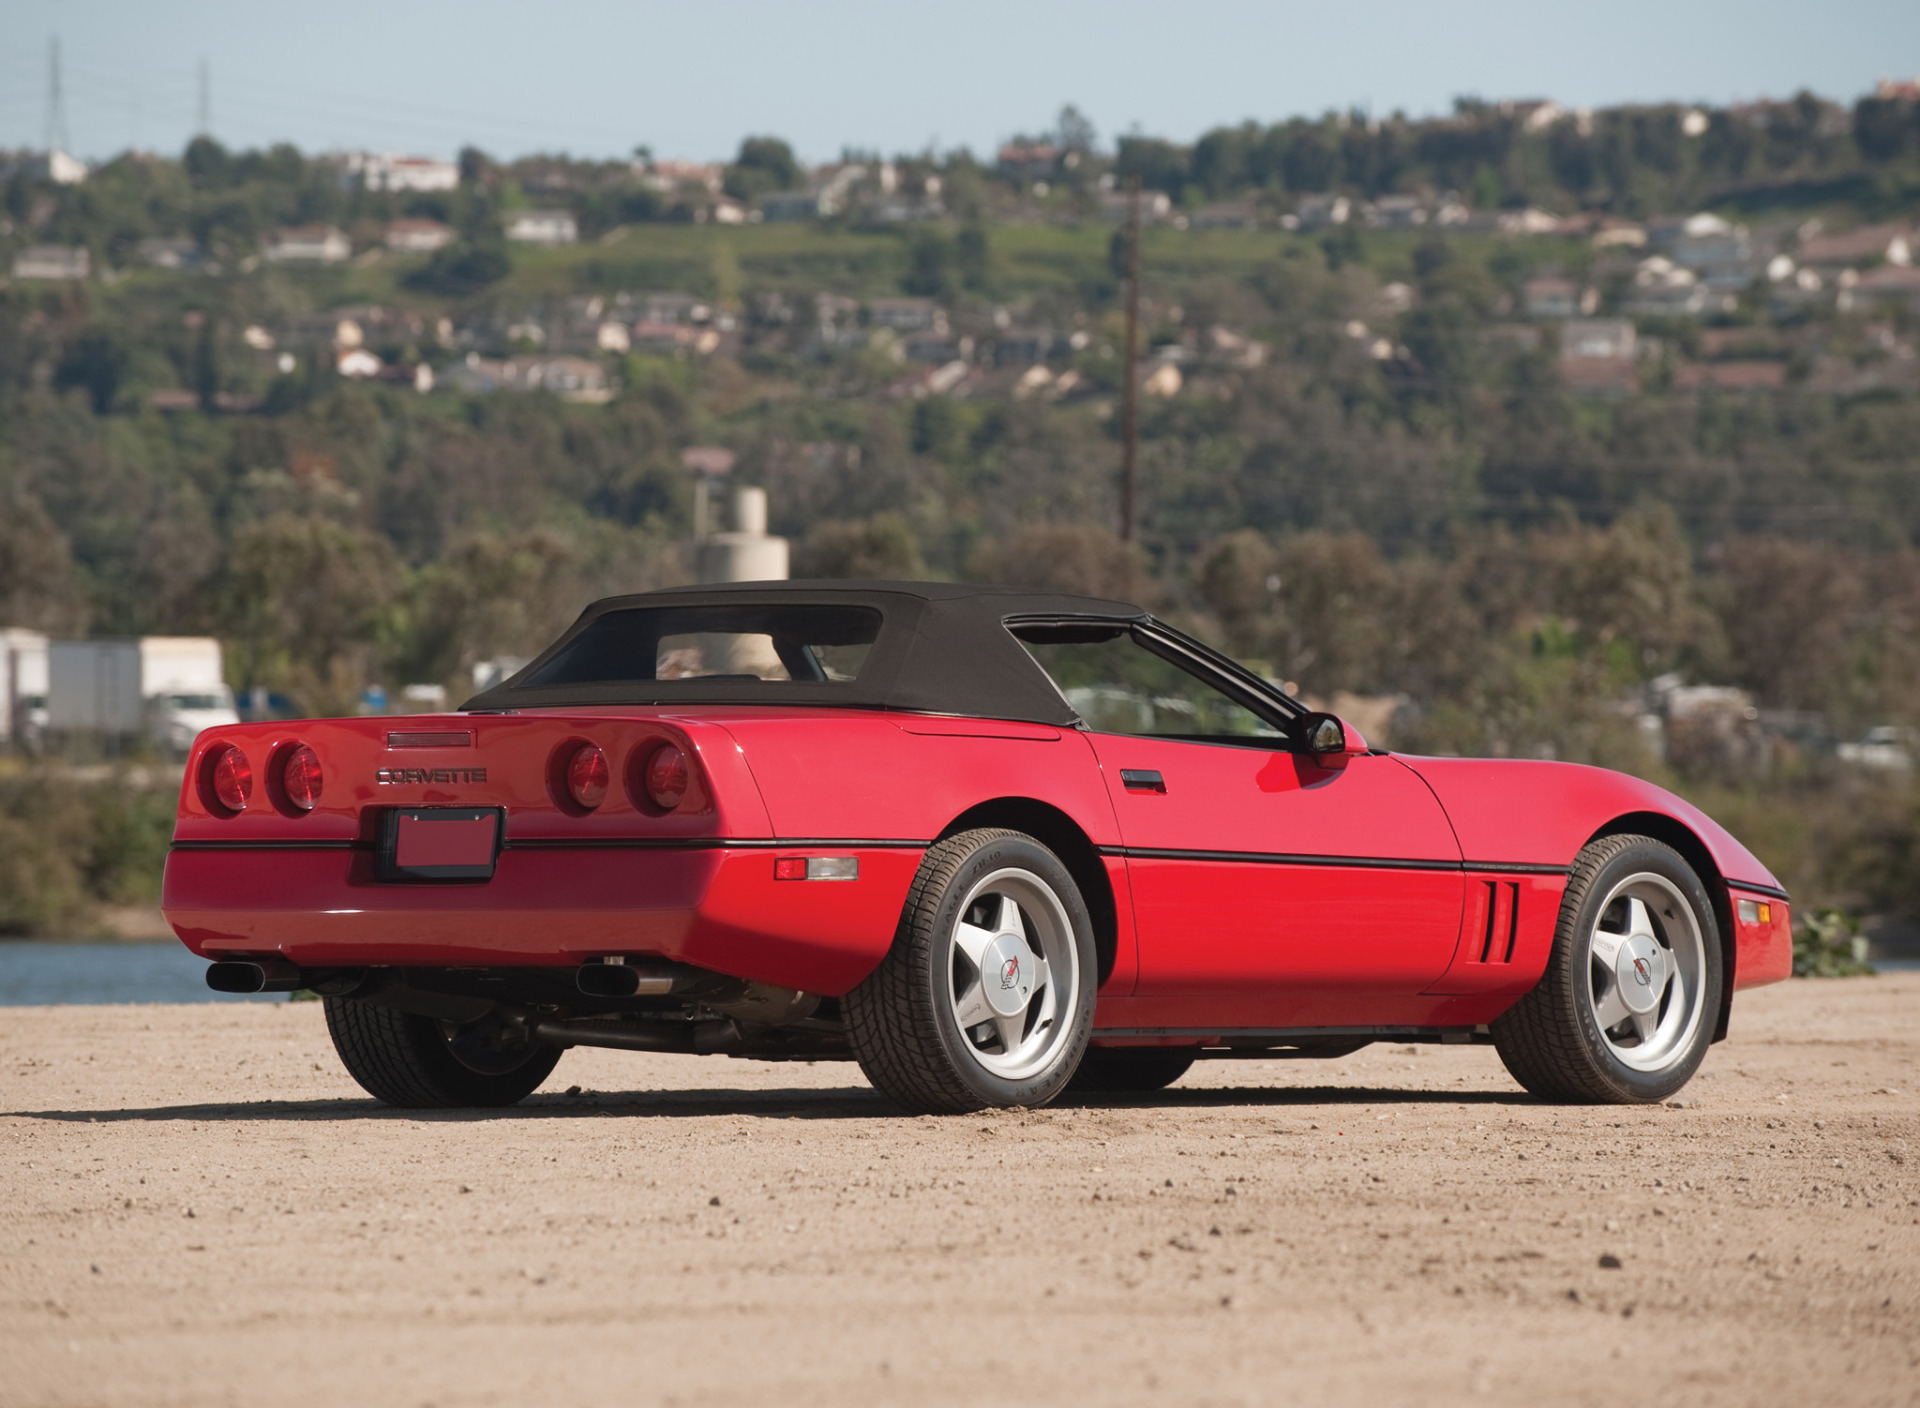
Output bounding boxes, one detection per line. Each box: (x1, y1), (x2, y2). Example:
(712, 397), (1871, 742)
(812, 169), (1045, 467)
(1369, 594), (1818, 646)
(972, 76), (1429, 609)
(1012, 621), (1463, 1027)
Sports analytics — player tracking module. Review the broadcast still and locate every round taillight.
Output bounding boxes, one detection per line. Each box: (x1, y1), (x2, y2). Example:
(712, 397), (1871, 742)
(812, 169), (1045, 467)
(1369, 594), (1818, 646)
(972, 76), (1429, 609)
(644, 743), (689, 811)
(281, 744), (323, 812)
(567, 743), (610, 810)
(211, 746), (253, 814)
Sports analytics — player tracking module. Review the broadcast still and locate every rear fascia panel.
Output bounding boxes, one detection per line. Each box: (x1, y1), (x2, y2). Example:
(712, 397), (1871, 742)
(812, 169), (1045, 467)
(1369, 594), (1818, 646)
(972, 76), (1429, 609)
(166, 844), (922, 995)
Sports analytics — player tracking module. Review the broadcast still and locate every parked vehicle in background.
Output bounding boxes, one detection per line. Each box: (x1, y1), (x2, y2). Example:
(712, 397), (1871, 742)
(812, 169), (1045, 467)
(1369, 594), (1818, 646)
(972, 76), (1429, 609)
(1, 628), (49, 752)
(47, 637), (237, 756)
(1837, 726), (1914, 772)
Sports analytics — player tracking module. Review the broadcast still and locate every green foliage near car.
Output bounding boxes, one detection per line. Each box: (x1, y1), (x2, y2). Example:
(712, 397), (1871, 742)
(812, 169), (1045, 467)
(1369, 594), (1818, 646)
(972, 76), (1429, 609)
(1792, 909), (1876, 977)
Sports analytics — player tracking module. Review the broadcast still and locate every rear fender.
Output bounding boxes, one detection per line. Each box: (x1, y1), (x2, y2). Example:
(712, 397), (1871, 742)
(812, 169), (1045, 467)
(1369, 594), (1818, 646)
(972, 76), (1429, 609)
(938, 798), (1130, 993)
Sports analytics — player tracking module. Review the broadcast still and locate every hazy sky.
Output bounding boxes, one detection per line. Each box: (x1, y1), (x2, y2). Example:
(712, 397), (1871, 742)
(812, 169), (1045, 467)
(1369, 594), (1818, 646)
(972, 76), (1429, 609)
(3, 0), (1917, 163)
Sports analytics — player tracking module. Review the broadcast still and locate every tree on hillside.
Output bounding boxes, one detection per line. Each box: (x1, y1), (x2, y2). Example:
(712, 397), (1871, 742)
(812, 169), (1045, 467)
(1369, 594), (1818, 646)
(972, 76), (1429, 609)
(725, 137), (800, 200)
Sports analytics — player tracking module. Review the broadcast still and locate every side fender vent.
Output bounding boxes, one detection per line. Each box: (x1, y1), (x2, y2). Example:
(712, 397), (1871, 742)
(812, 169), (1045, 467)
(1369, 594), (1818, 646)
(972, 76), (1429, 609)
(1478, 880), (1521, 964)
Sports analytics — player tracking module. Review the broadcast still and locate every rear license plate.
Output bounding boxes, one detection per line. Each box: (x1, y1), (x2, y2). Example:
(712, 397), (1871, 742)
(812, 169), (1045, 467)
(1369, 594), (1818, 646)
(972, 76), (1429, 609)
(379, 808), (502, 882)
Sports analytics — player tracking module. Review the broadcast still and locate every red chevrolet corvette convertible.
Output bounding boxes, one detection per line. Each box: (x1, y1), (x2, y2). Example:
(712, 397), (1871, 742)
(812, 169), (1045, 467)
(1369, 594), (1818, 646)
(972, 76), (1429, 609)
(164, 581), (1792, 1113)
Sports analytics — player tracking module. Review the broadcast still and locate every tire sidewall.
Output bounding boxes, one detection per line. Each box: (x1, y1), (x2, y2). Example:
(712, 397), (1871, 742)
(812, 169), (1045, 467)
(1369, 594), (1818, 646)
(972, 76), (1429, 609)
(919, 834), (1097, 1108)
(1563, 841), (1723, 1102)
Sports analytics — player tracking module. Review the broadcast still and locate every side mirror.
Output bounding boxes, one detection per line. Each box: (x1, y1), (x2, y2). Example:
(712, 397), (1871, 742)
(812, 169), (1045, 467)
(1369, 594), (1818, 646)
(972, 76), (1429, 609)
(1296, 712), (1366, 762)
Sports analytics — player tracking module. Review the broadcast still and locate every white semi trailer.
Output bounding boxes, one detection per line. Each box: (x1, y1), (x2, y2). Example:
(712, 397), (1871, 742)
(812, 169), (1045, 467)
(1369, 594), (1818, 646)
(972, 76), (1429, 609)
(46, 636), (238, 754)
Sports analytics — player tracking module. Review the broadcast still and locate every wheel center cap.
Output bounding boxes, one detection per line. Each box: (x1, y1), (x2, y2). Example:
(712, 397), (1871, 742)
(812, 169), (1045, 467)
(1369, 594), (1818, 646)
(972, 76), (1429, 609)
(1615, 934), (1666, 1014)
(981, 932), (1033, 1018)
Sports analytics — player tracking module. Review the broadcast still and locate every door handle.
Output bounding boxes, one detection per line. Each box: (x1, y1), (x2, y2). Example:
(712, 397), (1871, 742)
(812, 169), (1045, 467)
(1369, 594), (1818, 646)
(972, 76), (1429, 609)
(1120, 769), (1166, 793)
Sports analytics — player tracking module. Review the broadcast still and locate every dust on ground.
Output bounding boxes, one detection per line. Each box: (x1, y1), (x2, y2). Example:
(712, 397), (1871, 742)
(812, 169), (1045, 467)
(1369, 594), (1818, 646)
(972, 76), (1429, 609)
(2, 975), (1916, 1407)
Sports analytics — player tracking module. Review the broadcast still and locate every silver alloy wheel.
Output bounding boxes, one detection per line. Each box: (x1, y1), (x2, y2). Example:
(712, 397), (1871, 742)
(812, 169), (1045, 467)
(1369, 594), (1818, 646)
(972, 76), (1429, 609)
(946, 866), (1080, 1081)
(1585, 871), (1707, 1072)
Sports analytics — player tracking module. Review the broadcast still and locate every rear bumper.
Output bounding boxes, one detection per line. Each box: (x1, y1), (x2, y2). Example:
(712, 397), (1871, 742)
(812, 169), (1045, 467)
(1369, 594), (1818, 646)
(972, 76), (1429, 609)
(163, 842), (924, 997)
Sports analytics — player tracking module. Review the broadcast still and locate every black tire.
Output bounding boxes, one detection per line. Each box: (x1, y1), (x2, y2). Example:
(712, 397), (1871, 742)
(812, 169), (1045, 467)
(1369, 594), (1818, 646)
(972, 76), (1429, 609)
(844, 828), (1098, 1114)
(1492, 834), (1723, 1104)
(323, 997), (561, 1108)
(1067, 1045), (1198, 1094)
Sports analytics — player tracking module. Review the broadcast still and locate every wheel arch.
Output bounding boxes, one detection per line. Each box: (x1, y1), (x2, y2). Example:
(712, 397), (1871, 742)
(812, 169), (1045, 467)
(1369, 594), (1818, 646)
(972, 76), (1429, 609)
(1587, 811), (1736, 1041)
(938, 797), (1118, 988)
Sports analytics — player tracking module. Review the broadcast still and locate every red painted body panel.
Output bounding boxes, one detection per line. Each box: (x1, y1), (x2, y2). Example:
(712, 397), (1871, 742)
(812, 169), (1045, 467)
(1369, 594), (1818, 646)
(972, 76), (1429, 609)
(1423, 873), (1570, 997)
(1396, 757), (1783, 891)
(171, 714), (770, 844)
(1731, 892), (1794, 989)
(1082, 739), (1464, 1024)
(162, 705), (1794, 1028)
(713, 712), (1117, 845)
(167, 844), (921, 995)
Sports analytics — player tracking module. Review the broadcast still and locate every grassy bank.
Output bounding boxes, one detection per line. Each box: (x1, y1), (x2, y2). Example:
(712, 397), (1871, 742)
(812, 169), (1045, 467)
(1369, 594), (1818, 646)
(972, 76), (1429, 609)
(0, 760), (179, 938)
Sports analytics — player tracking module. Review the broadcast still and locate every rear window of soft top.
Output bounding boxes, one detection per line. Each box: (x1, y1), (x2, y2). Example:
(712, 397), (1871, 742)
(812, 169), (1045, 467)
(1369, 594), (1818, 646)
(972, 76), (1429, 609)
(516, 604), (884, 687)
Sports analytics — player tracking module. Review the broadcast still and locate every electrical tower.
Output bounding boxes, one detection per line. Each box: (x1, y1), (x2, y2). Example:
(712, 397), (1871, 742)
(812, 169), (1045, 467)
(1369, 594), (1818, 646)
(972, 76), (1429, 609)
(44, 37), (71, 153)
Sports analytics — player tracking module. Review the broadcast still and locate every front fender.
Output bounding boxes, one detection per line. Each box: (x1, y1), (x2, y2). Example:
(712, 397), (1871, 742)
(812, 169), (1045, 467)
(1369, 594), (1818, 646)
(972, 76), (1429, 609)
(1395, 757), (1784, 894)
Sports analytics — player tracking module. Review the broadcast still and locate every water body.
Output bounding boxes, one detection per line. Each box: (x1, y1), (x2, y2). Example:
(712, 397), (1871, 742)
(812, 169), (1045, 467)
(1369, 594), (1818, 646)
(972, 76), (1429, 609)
(0, 941), (281, 1006)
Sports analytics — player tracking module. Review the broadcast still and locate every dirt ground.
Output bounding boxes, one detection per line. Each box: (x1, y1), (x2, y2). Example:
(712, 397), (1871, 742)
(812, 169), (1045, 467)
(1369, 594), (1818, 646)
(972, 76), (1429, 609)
(2, 977), (1915, 1408)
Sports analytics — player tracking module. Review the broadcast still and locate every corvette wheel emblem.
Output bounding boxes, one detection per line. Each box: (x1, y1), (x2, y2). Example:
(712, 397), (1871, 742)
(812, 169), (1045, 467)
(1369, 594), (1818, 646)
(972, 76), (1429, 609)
(1632, 955), (1652, 986)
(1000, 957), (1020, 989)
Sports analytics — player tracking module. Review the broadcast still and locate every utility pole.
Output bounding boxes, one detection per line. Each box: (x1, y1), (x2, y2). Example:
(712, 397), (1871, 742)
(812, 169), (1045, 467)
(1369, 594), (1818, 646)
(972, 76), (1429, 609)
(197, 58), (211, 137)
(44, 37), (70, 153)
(1119, 173), (1142, 543)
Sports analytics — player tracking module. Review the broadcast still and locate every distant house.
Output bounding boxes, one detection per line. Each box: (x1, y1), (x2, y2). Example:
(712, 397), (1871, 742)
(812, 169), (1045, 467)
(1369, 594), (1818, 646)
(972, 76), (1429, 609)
(29, 148), (87, 185)
(1524, 276), (1596, 319)
(1840, 263), (1920, 313)
(1590, 219), (1649, 249)
(638, 160), (724, 195)
(641, 292), (711, 325)
(440, 353), (612, 402)
(1188, 199), (1261, 230)
(263, 226), (351, 264)
(1202, 325), (1269, 369)
(707, 196), (749, 225)
(342, 152), (460, 192)
(758, 191), (827, 223)
(1675, 361), (1787, 393)
(902, 331), (974, 364)
(1559, 318), (1636, 361)
(1498, 99), (1566, 132)
(1468, 207), (1561, 235)
(385, 219), (455, 253)
(1648, 212), (1734, 250)
(1622, 257), (1715, 317)
(1560, 357), (1638, 397)
(503, 210), (578, 246)
(10, 245), (90, 280)
(631, 322), (721, 356)
(1099, 189), (1173, 223)
(336, 347), (384, 379)
(1292, 194), (1351, 228)
(990, 326), (1058, 366)
(1796, 222), (1912, 271)
(868, 297), (946, 334)
(134, 237), (205, 271)
(996, 142), (1060, 182)
(1366, 194), (1428, 229)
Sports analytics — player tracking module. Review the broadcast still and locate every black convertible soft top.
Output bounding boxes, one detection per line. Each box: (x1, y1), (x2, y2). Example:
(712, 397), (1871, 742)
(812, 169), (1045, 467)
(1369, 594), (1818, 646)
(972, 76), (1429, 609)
(461, 580), (1151, 725)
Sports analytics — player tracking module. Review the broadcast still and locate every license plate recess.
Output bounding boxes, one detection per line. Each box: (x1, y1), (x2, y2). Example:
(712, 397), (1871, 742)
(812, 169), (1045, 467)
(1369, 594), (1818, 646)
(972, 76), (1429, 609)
(379, 807), (503, 882)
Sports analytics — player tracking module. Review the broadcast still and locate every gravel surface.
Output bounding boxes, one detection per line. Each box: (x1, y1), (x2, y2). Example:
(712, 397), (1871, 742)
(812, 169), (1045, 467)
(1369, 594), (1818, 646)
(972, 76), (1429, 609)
(3, 976), (1916, 1407)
